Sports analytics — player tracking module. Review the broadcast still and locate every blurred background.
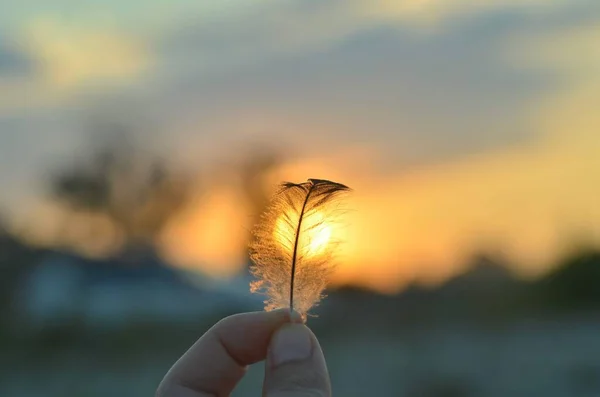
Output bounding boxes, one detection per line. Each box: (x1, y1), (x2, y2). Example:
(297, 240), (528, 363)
(1, 1), (600, 396)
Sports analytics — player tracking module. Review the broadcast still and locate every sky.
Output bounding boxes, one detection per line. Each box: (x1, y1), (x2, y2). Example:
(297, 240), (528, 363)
(1, 0), (599, 292)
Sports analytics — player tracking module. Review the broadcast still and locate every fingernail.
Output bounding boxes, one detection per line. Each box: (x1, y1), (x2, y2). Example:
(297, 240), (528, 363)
(270, 324), (313, 366)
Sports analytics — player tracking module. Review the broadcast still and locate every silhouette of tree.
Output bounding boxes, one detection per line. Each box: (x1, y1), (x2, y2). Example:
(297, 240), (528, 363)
(50, 131), (192, 250)
(538, 249), (600, 310)
(239, 148), (281, 223)
(0, 215), (39, 326)
(235, 146), (282, 270)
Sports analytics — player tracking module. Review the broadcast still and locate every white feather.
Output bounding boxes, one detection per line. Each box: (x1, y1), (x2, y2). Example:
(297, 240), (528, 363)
(249, 179), (350, 318)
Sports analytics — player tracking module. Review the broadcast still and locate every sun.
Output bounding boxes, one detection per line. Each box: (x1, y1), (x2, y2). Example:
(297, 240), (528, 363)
(304, 212), (332, 256)
(274, 210), (333, 257)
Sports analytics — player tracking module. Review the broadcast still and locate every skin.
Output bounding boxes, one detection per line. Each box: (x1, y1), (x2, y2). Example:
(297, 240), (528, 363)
(156, 309), (332, 397)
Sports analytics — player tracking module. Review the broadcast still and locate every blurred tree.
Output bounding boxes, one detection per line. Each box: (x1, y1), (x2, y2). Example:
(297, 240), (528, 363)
(50, 131), (193, 253)
(538, 248), (600, 310)
(239, 148), (281, 223)
(236, 146), (282, 271)
(0, 216), (40, 330)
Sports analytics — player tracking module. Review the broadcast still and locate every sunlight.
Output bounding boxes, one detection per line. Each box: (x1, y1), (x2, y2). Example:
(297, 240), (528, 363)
(304, 212), (332, 256)
(274, 210), (333, 258)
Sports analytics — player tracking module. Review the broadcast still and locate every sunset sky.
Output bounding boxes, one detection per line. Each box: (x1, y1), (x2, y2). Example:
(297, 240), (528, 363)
(1, 0), (599, 292)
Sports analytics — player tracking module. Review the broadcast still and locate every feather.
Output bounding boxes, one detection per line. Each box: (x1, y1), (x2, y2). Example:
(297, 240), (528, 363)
(249, 178), (350, 318)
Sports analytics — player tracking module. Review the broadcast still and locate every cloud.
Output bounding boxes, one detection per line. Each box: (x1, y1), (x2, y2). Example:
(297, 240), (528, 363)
(157, 0), (361, 77)
(21, 17), (150, 90)
(506, 14), (600, 146)
(156, 0), (573, 75)
(153, 17), (542, 172)
(0, 41), (34, 77)
(148, 1), (600, 174)
(0, 39), (39, 112)
(0, 17), (152, 113)
(361, 0), (569, 28)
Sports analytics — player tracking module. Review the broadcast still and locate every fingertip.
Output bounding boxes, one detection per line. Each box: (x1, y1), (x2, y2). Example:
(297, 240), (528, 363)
(289, 309), (304, 324)
(263, 324), (331, 397)
(214, 309), (290, 334)
(213, 309), (293, 363)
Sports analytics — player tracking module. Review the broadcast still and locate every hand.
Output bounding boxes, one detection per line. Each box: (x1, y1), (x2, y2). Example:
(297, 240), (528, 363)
(156, 309), (331, 397)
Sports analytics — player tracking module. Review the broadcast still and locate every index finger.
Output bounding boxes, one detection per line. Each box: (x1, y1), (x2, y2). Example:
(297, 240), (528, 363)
(157, 309), (293, 397)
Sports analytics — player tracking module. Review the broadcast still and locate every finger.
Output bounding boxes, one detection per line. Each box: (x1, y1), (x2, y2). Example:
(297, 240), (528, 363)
(157, 309), (293, 397)
(263, 324), (331, 397)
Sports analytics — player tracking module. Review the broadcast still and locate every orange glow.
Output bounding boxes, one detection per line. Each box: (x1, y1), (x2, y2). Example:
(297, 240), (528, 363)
(159, 187), (250, 278)
(274, 211), (333, 257)
(305, 214), (333, 257)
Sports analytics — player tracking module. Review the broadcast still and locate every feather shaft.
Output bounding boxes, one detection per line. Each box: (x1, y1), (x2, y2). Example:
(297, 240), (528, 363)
(290, 183), (315, 311)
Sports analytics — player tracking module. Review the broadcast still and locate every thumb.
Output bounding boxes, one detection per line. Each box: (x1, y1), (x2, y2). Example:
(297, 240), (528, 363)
(263, 323), (331, 397)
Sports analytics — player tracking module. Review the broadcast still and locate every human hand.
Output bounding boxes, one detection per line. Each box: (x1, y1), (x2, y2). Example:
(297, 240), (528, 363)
(156, 310), (331, 397)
